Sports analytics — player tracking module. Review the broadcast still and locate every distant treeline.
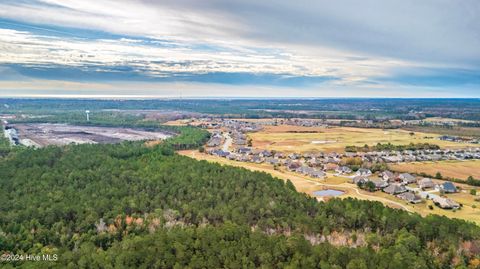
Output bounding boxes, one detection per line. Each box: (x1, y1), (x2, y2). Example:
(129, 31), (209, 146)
(2, 98), (480, 120)
(345, 142), (441, 152)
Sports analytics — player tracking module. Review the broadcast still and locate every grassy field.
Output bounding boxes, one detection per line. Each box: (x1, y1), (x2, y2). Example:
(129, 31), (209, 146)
(248, 125), (474, 153)
(403, 125), (480, 138)
(422, 117), (478, 123)
(179, 150), (480, 224)
(390, 160), (480, 180)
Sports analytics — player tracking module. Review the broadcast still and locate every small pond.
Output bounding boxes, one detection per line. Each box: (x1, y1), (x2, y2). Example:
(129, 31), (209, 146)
(313, 189), (345, 197)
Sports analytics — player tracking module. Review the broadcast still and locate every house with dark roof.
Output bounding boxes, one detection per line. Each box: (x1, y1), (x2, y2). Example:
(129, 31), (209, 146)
(440, 182), (457, 193)
(237, 147), (252, 154)
(212, 149), (230, 157)
(287, 162), (302, 171)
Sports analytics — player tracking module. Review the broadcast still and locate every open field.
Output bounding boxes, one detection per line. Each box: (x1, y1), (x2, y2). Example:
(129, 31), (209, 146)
(390, 160), (480, 180)
(179, 150), (480, 224)
(163, 119), (193, 126)
(249, 125), (475, 153)
(423, 117), (478, 123)
(12, 123), (171, 147)
(403, 125), (480, 138)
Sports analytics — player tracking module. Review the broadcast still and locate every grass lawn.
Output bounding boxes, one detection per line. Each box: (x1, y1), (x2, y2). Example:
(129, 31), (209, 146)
(248, 125), (474, 153)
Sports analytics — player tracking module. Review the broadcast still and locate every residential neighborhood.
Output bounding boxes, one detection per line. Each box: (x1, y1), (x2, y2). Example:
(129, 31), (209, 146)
(200, 118), (475, 211)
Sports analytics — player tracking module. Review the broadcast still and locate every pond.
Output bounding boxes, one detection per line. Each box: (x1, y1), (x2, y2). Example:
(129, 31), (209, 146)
(313, 189), (345, 197)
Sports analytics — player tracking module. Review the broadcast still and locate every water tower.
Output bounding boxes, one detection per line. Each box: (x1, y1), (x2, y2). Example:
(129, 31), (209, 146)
(85, 110), (90, 121)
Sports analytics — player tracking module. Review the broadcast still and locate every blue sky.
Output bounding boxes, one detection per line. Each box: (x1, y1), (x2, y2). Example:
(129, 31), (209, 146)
(0, 0), (479, 98)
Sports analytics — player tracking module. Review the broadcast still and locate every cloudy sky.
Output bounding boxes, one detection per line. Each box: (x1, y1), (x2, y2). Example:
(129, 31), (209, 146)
(0, 0), (479, 98)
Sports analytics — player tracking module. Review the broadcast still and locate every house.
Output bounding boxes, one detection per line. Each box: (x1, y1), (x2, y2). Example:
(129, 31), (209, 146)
(212, 149), (230, 157)
(380, 171), (396, 182)
(397, 192), (422, 203)
(355, 168), (372, 177)
(259, 150), (272, 158)
(433, 196), (460, 209)
(288, 153), (300, 160)
(227, 154), (238, 160)
(265, 158), (280, 165)
(307, 158), (323, 167)
(383, 184), (407, 195)
(398, 173), (416, 184)
(418, 178), (435, 189)
(237, 147), (252, 154)
(251, 155), (263, 163)
(296, 166), (314, 175)
(335, 166), (352, 174)
(352, 176), (368, 185)
(287, 162), (302, 171)
(370, 179), (389, 190)
(440, 182), (457, 193)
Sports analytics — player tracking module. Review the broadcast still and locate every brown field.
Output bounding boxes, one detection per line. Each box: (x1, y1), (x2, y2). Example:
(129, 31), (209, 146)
(163, 119), (193, 126)
(248, 125), (474, 153)
(423, 117), (478, 123)
(390, 160), (480, 180)
(402, 125), (480, 138)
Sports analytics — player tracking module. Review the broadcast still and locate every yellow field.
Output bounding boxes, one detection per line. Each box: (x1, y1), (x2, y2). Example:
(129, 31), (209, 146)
(423, 117), (477, 123)
(178, 150), (480, 224)
(163, 119), (193, 126)
(390, 160), (480, 180)
(249, 125), (474, 153)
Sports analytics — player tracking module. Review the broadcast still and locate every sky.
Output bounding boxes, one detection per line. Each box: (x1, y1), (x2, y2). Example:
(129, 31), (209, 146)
(0, 0), (479, 98)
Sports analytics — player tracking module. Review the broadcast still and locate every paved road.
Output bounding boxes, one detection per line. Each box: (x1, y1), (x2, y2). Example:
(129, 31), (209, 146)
(222, 133), (232, 152)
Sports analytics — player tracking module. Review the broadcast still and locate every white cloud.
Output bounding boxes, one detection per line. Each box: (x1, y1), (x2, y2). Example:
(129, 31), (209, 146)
(0, 27), (417, 83)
